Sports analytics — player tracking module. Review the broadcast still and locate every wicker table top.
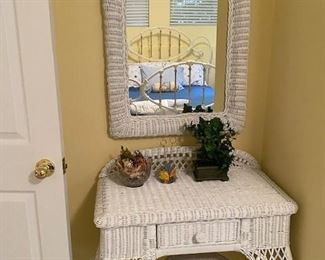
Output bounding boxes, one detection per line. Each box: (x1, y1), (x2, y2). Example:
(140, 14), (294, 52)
(94, 147), (297, 229)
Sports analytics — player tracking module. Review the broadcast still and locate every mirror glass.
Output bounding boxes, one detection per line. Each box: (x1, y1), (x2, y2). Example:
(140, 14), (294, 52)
(126, 0), (227, 116)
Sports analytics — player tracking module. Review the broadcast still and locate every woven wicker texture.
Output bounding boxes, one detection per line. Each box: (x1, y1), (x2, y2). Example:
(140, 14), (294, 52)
(94, 147), (297, 229)
(102, 0), (251, 138)
(241, 247), (293, 260)
(95, 146), (297, 259)
(167, 253), (228, 260)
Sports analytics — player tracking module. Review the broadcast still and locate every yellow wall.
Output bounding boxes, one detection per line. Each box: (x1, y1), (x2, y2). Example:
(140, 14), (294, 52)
(51, 0), (274, 259)
(214, 0), (228, 112)
(261, 0), (325, 259)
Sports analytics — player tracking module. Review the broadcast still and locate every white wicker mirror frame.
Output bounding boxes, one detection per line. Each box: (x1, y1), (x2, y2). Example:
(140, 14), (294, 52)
(102, 0), (250, 138)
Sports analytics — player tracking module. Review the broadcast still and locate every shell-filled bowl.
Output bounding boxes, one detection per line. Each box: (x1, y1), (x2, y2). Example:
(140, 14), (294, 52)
(116, 157), (152, 188)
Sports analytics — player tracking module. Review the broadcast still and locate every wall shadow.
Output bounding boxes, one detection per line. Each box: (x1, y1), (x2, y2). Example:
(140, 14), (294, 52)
(70, 182), (99, 260)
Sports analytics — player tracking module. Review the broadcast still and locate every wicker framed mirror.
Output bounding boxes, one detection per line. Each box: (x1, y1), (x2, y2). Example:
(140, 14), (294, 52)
(102, 0), (250, 138)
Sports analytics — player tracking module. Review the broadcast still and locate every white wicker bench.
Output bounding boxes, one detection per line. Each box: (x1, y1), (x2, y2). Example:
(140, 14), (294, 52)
(94, 146), (298, 260)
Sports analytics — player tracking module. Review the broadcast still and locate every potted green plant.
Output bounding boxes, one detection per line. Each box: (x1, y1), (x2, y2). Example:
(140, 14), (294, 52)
(187, 117), (236, 181)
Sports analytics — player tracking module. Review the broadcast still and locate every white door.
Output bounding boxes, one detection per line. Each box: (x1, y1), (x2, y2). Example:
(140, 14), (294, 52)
(0, 1), (71, 259)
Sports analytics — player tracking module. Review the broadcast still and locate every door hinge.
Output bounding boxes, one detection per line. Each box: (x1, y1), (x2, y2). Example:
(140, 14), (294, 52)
(62, 157), (68, 174)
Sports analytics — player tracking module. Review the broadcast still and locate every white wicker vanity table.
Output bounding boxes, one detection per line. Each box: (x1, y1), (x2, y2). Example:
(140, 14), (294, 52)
(97, 1), (297, 258)
(94, 146), (297, 260)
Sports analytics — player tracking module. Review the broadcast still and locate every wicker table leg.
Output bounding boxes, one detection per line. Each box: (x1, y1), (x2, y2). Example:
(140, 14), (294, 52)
(142, 249), (156, 260)
(240, 247), (293, 260)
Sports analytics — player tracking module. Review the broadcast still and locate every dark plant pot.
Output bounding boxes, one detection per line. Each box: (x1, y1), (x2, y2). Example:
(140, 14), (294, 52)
(193, 160), (229, 182)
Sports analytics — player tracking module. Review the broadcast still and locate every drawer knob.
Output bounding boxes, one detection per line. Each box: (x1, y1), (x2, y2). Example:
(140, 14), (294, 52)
(194, 232), (208, 243)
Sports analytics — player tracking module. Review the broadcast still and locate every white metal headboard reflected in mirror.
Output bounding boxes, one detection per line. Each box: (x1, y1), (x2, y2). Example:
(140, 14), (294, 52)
(102, 0), (250, 138)
(128, 27), (215, 115)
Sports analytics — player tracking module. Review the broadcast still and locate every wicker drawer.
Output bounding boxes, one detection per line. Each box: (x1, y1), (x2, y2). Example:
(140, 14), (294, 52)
(157, 220), (240, 249)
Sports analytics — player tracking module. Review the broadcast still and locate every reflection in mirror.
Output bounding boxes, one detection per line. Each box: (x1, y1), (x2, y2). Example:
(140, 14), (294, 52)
(126, 0), (227, 116)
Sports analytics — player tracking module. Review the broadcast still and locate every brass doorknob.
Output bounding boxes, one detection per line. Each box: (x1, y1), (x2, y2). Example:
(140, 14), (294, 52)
(34, 159), (55, 179)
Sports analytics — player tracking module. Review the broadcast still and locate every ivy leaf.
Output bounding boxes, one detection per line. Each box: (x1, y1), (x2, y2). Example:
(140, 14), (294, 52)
(185, 117), (236, 170)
